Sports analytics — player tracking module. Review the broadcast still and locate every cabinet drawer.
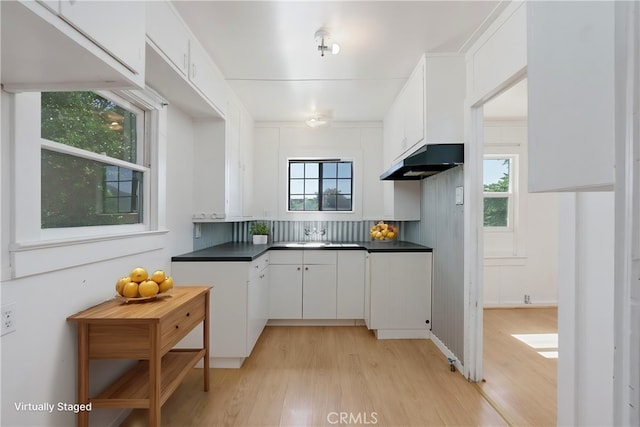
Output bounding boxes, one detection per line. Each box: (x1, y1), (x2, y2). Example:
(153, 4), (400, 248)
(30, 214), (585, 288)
(269, 250), (303, 265)
(160, 296), (205, 354)
(251, 253), (269, 273)
(303, 250), (337, 265)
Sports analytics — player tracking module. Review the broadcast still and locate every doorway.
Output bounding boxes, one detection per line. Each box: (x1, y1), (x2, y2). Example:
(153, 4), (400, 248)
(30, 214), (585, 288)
(477, 78), (559, 424)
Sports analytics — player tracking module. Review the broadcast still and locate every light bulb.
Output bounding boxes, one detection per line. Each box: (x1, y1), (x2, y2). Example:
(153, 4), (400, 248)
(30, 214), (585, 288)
(331, 43), (340, 55)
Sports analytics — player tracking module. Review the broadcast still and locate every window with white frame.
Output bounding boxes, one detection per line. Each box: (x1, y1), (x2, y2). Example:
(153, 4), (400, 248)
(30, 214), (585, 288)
(40, 91), (146, 228)
(13, 89), (160, 242)
(483, 156), (515, 228)
(288, 160), (353, 211)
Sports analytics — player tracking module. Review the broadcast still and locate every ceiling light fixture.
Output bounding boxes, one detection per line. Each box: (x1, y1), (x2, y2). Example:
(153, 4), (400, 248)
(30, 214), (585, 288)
(315, 28), (340, 57)
(305, 115), (329, 128)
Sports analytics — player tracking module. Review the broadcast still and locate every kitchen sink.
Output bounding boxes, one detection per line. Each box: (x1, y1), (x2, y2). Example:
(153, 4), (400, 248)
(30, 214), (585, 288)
(273, 241), (344, 248)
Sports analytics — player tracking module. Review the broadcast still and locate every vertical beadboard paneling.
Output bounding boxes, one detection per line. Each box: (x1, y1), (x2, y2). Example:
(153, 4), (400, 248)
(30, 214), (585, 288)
(194, 222), (234, 250)
(409, 166), (465, 364)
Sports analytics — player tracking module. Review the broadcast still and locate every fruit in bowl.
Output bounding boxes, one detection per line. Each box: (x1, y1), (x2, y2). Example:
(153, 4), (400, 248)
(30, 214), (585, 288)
(115, 267), (174, 299)
(370, 221), (398, 241)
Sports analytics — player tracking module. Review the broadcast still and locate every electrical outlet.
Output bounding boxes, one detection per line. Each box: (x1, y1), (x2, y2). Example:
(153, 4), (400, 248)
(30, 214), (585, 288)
(524, 294), (531, 304)
(1, 303), (17, 336)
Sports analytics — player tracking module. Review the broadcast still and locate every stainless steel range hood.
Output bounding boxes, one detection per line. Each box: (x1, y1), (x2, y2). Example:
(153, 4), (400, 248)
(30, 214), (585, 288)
(379, 143), (464, 180)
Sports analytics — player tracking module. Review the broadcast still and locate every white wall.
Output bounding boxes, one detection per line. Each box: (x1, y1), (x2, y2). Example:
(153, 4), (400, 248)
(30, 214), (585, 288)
(483, 120), (558, 306)
(557, 192), (615, 426)
(0, 96), (200, 426)
(253, 123), (384, 222)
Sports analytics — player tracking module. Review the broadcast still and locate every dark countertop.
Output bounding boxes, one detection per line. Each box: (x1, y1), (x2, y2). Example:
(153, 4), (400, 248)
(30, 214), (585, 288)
(172, 241), (432, 262)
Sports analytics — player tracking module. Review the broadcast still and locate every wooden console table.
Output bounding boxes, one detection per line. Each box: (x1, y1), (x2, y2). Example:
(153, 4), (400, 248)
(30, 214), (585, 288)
(67, 285), (211, 427)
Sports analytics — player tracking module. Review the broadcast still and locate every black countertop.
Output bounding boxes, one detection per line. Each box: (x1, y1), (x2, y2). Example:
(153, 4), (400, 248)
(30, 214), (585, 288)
(171, 241), (432, 262)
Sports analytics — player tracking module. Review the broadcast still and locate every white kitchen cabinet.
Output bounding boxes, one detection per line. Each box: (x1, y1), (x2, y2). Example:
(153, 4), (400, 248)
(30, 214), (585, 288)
(192, 94), (254, 222)
(145, 1), (189, 77)
(268, 250), (338, 320)
(145, 0), (227, 118)
(252, 128), (280, 219)
(171, 253), (269, 368)
(337, 250), (366, 319)
(189, 40), (227, 113)
(383, 54), (465, 166)
(59, 0), (145, 76)
(2, 0), (145, 90)
(368, 251), (432, 339)
(527, 1), (615, 191)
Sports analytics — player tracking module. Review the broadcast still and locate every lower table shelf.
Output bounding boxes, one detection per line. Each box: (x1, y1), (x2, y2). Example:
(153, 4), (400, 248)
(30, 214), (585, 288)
(92, 349), (206, 409)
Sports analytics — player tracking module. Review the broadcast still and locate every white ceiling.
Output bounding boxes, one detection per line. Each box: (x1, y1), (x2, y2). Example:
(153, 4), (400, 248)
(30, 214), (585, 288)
(172, 1), (507, 123)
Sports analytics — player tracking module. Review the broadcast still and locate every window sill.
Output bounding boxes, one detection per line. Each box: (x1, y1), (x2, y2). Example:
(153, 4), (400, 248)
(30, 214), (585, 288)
(10, 230), (169, 279)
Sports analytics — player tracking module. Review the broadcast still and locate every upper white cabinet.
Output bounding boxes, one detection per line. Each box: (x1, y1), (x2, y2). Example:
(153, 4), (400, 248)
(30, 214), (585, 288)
(383, 54), (465, 166)
(58, 0), (145, 76)
(527, 1), (615, 192)
(145, 0), (189, 76)
(145, 0), (227, 119)
(2, 0), (145, 90)
(192, 92), (254, 222)
(252, 128), (280, 219)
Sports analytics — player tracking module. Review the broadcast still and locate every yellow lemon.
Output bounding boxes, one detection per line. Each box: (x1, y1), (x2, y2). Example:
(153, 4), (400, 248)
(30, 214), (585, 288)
(138, 280), (159, 297)
(387, 231), (396, 239)
(115, 277), (130, 296)
(122, 282), (139, 298)
(129, 267), (148, 283)
(158, 276), (174, 293)
(151, 270), (166, 284)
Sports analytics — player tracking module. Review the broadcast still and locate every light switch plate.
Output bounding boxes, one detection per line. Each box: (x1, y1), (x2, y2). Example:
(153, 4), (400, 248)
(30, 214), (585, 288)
(455, 186), (464, 205)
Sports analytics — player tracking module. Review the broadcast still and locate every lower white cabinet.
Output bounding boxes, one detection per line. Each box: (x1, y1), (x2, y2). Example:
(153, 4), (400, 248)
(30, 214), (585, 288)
(268, 250), (340, 319)
(368, 251), (432, 339)
(337, 250), (366, 319)
(171, 253), (269, 367)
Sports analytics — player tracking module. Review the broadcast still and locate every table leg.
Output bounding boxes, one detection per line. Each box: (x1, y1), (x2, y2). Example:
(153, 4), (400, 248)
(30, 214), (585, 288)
(149, 323), (161, 427)
(204, 291), (210, 392)
(77, 323), (90, 427)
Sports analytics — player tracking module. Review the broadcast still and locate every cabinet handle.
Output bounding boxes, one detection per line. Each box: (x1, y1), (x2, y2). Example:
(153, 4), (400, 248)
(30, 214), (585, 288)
(297, 267), (301, 271)
(255, 265), (259, 269)
(183, 53), (188, 70)
(305, 267), (309, 271)
(186, 312), (190, 317)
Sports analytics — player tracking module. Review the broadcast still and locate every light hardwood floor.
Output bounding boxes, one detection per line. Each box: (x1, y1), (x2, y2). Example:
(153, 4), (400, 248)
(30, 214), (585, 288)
(122, 326), (507, 426)
(480, 307), (558, 426)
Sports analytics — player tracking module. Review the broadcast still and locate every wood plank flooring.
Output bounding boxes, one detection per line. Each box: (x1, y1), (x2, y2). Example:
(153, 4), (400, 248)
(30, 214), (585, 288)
(480, 308), (558, 426)
(121, 326), (507, 426)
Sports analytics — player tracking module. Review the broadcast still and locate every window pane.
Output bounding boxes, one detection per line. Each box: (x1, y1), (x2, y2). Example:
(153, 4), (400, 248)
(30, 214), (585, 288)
(304, 179), (318, 194)
(42, 150), (142, 228)
(323, 178), (337, 193)
(290, 179), (304, 194)
(337, 195), (352, 211)
(483, 159), (510, 192)
(338, 162), (351, 178)
(323, 162), (337, 178)
(304, 195), (318, 210)
(290, 163), (304, 179)
(484, 197), (509, 227)
(337, 179), (351, 194)
(41, 92), (137, 163)
(322, 193), (337, 210)
(305, 163), (319, 178)
(290, 195), (304, 211)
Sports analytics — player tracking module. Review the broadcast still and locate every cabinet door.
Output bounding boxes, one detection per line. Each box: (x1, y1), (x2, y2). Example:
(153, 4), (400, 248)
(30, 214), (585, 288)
(302, 265), (337, 319)
(369, 252), (431, 330)
(59, 0), (145, 75)
(269, 265), (302, 319)
(146, 1), (189, 76)
(189, 40), (227, 114)
(403, 61), (425, 153)
(253, 128), (280, 219)
(528, 1), (615, 191)
(337, 251), (365, 319)
(225, 99), (243, 219)
(248, 266), (269, 353)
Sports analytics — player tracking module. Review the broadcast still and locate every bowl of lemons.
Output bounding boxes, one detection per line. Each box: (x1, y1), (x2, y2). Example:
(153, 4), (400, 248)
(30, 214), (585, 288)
(369, 221), (398, 241)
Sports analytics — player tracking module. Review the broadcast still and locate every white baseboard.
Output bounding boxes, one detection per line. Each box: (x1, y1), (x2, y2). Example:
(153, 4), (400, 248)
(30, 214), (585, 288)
(374, 329), (430, 339)
(483, 302), (558, 309)
(430, 332), (464, 374)
(210, 357), (245, 368)
(267, 319), (362, 326)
